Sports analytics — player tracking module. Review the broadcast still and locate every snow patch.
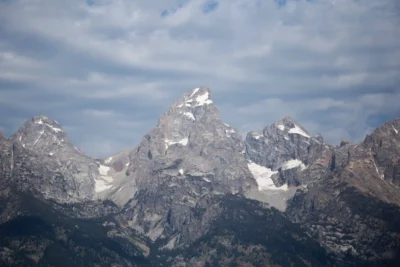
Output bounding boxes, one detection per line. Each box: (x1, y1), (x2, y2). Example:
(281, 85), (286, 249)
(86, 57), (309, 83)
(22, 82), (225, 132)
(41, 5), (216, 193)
(225, 128), (236, 138)
(96, 165), (113, 192)
(179, 169), (184, 175)
(392, 125), (398, 134)
(203, 177), (211, 183)
(248, 162), (288, 191)
(183, 112), (195, 120)
(281, 159), (306, 170)
(105, 156), (113, 164)
(35, 119), (44, 125)
(45, 123), (63, 133)
(98, 165), (110, 176)
(190, 88), (199, 97)
(194, 91), (213, 106)
(165, 137), (189, 150)
(224, 123), (230, 127)
(373, 161), (384, 180)
(277, 124), (285, 131)
(162, 235), (179, 250)
(95, 179), (112, 192)
(288, 125), (310, 138)
(126, 162), (130, 167)
(251, 132), (263, 139)
(49, 152), (54, 156)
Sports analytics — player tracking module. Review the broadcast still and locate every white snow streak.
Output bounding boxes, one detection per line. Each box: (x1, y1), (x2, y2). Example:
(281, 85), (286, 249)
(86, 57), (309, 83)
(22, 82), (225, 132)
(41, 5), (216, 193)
(179, 169), (184, 175)
(45, 123), (63, 133)
(248, 162), (288, 191)
(288, 125), (310, 138)
(281, 159), (306, 170)
(33, 130), (44, 145)
(190, 88), (199, 97)
(35, 119), (44, 125)
(392, 125), (398, 134)
(373, 161), (384, 180)
(165, 138), (189, 150)
(203, 177), (211, 183)
(195, 91), (213, 106)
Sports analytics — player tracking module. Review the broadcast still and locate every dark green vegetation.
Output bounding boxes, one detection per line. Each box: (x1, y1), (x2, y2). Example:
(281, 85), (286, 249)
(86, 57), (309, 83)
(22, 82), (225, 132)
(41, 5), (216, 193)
(0, 190), (150, 267)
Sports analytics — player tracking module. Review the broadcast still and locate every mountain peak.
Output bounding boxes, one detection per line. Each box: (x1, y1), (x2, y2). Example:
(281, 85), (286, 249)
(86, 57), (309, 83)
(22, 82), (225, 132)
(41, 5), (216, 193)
(13, 115), (68, 151)
(172, 87), (213, 109)
(273, 116), (310, 138)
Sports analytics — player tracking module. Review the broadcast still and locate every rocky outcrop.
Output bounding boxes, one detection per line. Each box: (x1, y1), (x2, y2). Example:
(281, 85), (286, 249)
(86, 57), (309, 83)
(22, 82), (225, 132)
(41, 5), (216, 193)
(244, 116), (332, 211)
(286, 120), (400, 266)
(245, 116), (331, 187)
(108, 87), (257, 247)
(7, 116), (100, 203)
(160, 195), (332, 267)
(363, 118), (400, 187)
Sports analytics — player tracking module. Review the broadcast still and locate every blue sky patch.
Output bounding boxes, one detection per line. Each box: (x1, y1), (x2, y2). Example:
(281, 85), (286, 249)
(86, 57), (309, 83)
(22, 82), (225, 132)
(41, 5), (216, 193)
(202, 0), (219, 13)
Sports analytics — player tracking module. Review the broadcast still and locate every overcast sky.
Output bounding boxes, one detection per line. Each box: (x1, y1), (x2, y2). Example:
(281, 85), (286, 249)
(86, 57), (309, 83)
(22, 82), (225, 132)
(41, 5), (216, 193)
(0, 0), (399, 157)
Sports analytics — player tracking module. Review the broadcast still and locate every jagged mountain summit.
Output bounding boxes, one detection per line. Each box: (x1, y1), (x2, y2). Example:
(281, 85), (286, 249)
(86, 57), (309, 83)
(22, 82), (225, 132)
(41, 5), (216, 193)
(1, 87), (400, 266)
(6, 115), (121, 203)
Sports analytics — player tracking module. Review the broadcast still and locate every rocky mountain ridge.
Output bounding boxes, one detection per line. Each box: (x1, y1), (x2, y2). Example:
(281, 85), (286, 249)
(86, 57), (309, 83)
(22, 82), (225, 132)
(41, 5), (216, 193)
(1, 87), (400, 266)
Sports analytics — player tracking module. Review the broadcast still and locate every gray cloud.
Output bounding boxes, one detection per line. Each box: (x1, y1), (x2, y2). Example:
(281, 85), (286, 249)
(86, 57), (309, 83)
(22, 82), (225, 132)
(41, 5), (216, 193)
(0, 0), (399, 157)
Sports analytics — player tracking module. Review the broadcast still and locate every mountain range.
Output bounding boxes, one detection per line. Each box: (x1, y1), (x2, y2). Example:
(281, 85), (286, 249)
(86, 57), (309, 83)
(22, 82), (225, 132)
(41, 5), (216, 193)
(1, 87), (399, 266)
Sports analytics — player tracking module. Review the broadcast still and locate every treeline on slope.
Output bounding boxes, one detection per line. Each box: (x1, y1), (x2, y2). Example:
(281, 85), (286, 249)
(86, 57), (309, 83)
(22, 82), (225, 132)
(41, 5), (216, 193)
(0, 190), (150, 267)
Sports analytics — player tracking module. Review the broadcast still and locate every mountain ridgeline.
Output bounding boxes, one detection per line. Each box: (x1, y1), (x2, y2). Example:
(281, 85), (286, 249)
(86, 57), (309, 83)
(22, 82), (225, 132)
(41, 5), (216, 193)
(0, 87), (400, 266)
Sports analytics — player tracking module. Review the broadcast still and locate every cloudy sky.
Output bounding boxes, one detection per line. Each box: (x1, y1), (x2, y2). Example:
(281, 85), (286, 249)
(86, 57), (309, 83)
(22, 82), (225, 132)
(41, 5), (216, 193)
(0, 0), (399, 157)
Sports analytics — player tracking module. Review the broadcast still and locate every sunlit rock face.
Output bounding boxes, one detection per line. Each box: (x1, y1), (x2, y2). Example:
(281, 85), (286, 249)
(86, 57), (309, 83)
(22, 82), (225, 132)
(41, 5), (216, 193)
(109, 87), (257, 246)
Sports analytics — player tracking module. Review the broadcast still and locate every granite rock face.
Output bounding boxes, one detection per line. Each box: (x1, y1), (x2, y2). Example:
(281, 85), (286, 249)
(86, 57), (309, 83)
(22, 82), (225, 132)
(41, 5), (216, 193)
(7, 116), (101, 203)
(108, 87), (258, 247)
(363, 118), (400, 186)
(245, 116), (331, 187)
(244, 116), (333, 210)
(1, 87), (400, 266)
(286, 120), (400, 266)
